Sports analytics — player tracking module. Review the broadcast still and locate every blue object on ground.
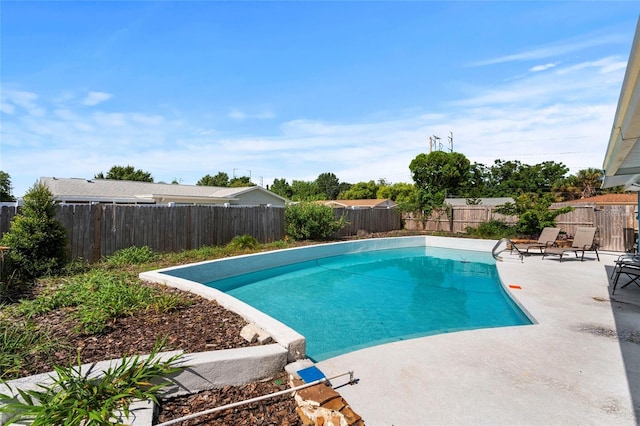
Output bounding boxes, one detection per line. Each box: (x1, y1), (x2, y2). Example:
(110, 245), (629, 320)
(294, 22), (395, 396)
(297, 366), (326, 383)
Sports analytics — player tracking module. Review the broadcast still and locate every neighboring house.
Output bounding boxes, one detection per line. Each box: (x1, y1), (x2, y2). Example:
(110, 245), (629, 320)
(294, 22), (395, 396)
(319, 199), (397, 209)
(445, 197), (514, 207)
(40, 177), (289, 207)
(551, 193), (638, 208)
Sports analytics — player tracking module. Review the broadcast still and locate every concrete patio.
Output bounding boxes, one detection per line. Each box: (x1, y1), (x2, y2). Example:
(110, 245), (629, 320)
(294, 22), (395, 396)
(317, 250), (640, 425)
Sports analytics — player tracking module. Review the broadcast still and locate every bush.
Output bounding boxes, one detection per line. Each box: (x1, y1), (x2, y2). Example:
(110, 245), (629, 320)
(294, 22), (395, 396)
(1, 183), (68, 281)
(466, 220), (516, 239)
(226, 234), (260, 250)
(105, 246), (158, 266)
(285, 202), (347, 240)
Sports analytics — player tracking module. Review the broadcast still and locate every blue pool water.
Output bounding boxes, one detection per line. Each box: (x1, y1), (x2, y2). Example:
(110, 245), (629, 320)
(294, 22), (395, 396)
(204, 246), (532, 361)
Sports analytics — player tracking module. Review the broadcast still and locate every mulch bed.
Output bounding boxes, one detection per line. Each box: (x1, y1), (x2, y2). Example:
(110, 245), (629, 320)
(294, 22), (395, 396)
(9, 282), (301, 424)
(156, 371), (301, 425)
(18, 283), (259, 378)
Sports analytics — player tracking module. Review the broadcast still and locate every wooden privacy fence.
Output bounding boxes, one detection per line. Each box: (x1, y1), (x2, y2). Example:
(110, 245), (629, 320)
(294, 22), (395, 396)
(0, 204), (403, 262)
(403, 204), (638, 252)
(555, 205), (637, 252)
(0, 205), (286, 262)
(332, 207), (403, 238)
(403, 206), (517, 233)
(2, 202), (635, 259)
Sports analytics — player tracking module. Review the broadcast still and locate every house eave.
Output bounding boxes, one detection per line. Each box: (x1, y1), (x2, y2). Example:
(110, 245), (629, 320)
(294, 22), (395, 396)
(602, 17), (640, 191)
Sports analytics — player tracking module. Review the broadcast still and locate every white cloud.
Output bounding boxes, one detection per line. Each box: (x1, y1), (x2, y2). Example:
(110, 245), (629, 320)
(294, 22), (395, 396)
(454, 55), (625, 108)
(228, 108), (276, 120)
(0, 102), (15, 115)
(472, 33), (627, 66)
(130, 113), (164, 126)
(0, 89), (45, 117)
(54, 109), (78, 120)
(82, 91), (113, 106)
(555, 56), (626, 75)
(529, 63), (557, 72)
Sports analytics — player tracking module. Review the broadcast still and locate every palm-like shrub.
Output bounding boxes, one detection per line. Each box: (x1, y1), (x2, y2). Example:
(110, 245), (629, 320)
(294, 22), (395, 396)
(0, 340), (184, 425)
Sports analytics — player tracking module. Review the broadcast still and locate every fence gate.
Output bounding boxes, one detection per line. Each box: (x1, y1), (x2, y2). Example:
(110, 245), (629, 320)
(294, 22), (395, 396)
(594, 205), (636, 252)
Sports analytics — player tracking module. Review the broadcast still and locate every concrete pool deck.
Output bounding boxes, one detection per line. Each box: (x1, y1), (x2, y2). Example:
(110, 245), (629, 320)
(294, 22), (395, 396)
(317, 250), (640, 425)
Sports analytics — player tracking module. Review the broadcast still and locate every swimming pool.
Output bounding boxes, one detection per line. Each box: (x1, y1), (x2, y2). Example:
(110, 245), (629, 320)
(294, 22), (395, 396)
(143, 237), (532, 362)
(206, 246), (530, 361)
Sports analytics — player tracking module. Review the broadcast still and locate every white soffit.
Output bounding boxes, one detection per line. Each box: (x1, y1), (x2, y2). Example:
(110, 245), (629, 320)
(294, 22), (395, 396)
(602, 17), (640, 190)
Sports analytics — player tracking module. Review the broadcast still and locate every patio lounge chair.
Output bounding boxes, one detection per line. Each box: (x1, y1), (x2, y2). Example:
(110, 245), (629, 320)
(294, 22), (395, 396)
(542, 227), (600, 262)
(610, 253), (640, 278)
(612, 261), (640, 294)
(512, 227), (561, 254)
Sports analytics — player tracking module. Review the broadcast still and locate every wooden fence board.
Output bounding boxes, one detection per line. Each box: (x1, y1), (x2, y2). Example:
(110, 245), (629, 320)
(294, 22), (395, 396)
(333, 208), (402, 237)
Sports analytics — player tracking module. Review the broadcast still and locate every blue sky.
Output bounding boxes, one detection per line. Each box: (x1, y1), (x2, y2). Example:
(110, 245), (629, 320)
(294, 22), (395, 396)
(1, 1), (638, 197)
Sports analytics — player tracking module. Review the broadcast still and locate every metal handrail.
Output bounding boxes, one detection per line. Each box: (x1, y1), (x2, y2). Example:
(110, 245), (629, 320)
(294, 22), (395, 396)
(492, 238), (523, 263)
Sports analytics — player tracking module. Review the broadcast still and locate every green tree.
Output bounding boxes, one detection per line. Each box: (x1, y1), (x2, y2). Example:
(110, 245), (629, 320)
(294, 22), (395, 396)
(377, 182), (413, 200)
(338, 180), (379, 199)
(269, 178), (293, 199)
(495, 193), (573, 237)
(1, 183), (68, 280)
(462, 163), (489, 198)
(0, 171), (15, 201)
(409, 151), (471, 196)
(229, 176), (255, 187)
(197, 172), (230, 187)
(483, 160), (568, 197)
(409, 151), (471, 213)
(575, 168), (602, 198)
(338, 182), (352, 195)
(552, 168), (622, 201)
(485, 160), (522, 196)
(95, 165), (153, 182)
(377, 182), (419, 212)
(315, 173), (341, 200)
(551, 175), (581, 201)
(290, 180), (322, 201)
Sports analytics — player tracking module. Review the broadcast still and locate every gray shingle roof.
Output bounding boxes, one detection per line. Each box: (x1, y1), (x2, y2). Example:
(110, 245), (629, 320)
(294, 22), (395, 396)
(444, 197), (514, 206)
(40, 177), (287, 205)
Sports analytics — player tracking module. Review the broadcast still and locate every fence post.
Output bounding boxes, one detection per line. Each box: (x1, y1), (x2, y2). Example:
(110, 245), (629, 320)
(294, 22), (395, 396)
(186, 206), (192, 251)
(91, 205), (101, 262)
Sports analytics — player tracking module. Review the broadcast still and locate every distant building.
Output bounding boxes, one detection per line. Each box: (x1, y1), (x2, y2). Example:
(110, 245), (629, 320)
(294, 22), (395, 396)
(551, 193), (637, 208)
(40, 177), (288, 207)
(319, 199), (397, 209)
(444, 197), (514, 207)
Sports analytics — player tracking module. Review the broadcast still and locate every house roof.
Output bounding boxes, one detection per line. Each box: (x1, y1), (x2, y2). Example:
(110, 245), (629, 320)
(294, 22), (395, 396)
(602, 17), (640, 191)
(40, 177), (288, 205)
(320, 199), (397, 208)
(445, 197), (514, 206)
(553, 193), (638, 207)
